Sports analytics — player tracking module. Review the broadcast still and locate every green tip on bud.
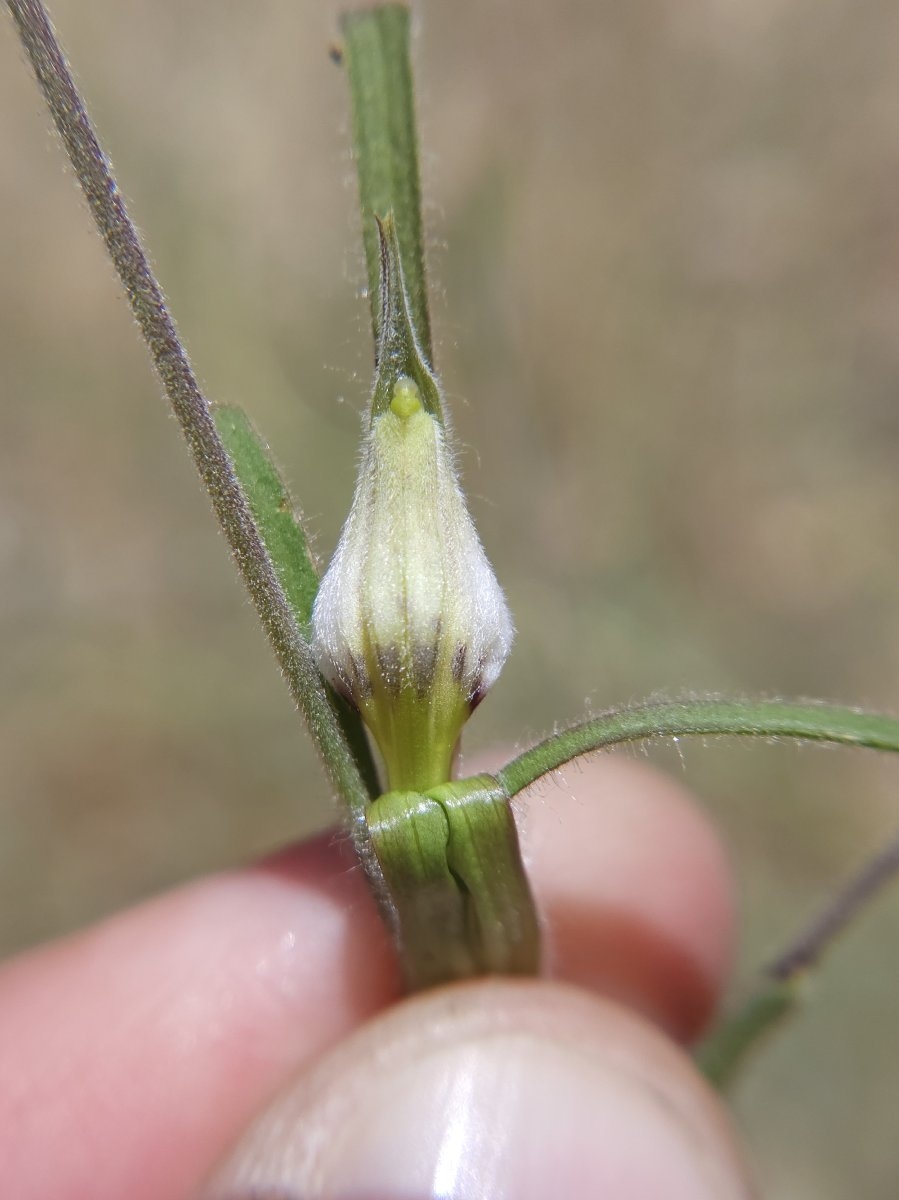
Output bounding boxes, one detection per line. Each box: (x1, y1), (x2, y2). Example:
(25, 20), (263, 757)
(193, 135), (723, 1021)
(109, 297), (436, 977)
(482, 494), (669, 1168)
(312, 370), (513, 791)
(390, 375), (422, 420)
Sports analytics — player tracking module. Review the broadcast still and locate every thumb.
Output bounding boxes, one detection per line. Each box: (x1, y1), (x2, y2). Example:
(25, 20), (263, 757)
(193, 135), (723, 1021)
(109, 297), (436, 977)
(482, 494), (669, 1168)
(204, 980), (755, 1200)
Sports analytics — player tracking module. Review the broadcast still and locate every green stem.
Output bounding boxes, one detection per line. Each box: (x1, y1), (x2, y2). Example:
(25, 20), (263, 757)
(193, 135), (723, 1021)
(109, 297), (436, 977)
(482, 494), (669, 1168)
(497, 698), (899, 798)
(698, 823), (899, 1088)
(696, 978), (801, 1090)
(766, 821), (899, 981)
(6, 0), (387, 895)
(341, 4), (432, 362)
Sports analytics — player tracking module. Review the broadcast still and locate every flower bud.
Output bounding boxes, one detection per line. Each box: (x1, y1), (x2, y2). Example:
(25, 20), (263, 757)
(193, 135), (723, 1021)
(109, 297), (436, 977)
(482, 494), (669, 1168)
(312, 374), (513, 791)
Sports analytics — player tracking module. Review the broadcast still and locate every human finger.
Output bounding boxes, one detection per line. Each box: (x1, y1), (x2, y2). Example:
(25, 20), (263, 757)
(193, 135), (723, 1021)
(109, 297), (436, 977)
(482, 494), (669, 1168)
(205, 978), (755, 1200)
(0, 755), (733, 1199)
(0, 831), (398, 1200)
(509, 753), (736, 1040)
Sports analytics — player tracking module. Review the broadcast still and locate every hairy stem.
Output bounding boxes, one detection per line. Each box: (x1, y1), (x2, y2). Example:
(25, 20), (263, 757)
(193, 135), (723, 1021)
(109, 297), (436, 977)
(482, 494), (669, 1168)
(6, 0), (386, 890)
(497, 698), (899, 798)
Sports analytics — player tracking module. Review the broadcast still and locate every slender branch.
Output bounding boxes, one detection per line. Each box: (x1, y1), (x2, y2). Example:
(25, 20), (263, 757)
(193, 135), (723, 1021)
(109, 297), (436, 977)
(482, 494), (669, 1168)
(696, 978), (800, 1090)
(767, 823), (899, 980)
(698, 825), (899, 1088)
(341, 5), (432, 361)
(495, 693), (899, 1087)
(497, 698), (899, 798)
(6, 0), (387, 893)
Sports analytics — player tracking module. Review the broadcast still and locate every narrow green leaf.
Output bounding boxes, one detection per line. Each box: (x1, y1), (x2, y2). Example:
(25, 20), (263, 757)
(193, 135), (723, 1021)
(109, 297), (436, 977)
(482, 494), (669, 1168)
(341, 4), (432, 361)
(214, 403), (382, 799)
(213, 404), (319, 631)
(497, 698), (899, 798)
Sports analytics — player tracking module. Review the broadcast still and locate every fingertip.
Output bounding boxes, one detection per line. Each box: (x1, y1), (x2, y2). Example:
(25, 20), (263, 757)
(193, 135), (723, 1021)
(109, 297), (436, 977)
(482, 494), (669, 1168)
(206, 980), (754, 1200)
(520, 754), (736, 1040)
(0, 755), (736, 1199)
(0, 829), (400, 1200)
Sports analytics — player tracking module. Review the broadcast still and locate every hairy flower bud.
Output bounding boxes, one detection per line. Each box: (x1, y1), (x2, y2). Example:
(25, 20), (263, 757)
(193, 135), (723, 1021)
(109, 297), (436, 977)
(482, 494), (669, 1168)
(312, 376), (513, 790)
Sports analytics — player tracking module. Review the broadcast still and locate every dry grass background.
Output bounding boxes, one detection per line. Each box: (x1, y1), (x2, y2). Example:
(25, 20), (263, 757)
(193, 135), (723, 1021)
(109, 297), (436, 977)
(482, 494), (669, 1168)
(2, 0), (899, 1194)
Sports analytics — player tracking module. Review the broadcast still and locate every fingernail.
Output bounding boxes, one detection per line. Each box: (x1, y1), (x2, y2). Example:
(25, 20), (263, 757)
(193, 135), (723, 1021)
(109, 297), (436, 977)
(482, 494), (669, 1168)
(206, 983), (754, 1200)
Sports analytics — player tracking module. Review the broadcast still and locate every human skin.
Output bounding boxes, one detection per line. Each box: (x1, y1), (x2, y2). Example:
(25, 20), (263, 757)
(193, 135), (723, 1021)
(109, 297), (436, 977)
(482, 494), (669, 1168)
(0, 755), (754, 1199)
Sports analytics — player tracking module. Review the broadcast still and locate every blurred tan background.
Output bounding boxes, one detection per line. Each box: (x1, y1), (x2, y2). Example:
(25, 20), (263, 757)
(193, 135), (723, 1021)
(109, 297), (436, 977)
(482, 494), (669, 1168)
(2, 0), (899, 1194)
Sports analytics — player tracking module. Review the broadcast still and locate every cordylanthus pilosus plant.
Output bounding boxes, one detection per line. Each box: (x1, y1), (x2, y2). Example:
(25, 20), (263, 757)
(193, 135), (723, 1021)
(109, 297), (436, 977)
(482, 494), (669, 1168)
(8, 0), (899, 1174)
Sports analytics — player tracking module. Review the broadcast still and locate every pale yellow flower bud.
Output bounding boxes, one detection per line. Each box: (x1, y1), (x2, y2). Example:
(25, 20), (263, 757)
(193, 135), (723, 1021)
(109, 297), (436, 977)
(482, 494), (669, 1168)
(312, 376), (513, 790)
